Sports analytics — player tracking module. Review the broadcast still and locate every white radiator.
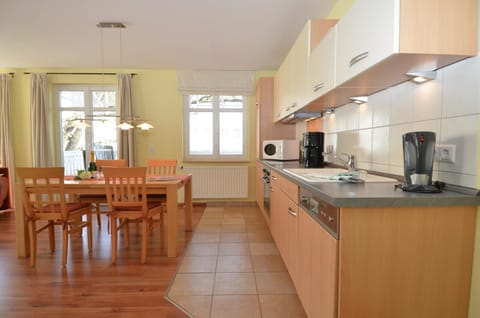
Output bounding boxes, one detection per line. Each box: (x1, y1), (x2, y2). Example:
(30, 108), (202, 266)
(183, 166), (248, 199)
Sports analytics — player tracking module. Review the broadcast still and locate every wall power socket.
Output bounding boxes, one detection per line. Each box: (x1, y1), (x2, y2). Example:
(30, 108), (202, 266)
(435, 144), (456, 163)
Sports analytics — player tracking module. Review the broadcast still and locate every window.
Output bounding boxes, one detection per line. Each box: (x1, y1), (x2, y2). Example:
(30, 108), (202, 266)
(55, 85), (117, 174)
(183, 95), (247, 161)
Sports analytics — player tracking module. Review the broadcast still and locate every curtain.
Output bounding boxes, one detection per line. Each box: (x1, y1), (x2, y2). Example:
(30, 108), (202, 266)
(0, 74), (16, 210)
(117, 73), (135, 167)
(177, 70), (255, 95)
(30, 73), (52, 167)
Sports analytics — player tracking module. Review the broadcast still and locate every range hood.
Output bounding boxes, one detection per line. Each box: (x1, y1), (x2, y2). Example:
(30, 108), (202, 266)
(281, 112), (323, 124)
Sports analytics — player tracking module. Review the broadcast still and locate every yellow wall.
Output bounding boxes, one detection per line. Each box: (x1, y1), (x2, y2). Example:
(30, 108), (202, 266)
(4, 68), (275, 202)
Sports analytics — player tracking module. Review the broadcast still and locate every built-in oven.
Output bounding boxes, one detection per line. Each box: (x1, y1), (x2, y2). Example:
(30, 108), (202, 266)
(262, 168), (271, 217)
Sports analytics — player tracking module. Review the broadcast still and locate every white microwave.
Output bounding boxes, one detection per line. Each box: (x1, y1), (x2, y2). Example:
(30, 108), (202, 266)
(262, 140), (299, 161)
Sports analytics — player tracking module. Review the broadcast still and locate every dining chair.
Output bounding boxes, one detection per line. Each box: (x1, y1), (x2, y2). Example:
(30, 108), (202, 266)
(146, 159), (177, 176)
(146, 159), (177, 204)
(16, 167), (93, 267)
(103, 167), (164, 264)
(78, 159), (126, 228)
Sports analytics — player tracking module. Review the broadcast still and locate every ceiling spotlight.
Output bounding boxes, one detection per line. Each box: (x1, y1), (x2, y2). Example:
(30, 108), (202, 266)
(350, 96), (368, 104)
(324, 108), (335, 115)
(406, 71), (436, 84)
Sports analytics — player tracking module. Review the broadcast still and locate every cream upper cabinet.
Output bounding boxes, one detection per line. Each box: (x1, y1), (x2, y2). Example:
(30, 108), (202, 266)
(306, 24), (337, 103)
(335, 0), (477, 89)
(335, 0), (397, 87)
(274, 21), (310, 121)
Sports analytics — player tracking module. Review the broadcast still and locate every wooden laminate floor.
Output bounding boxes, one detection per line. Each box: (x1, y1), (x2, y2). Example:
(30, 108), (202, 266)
(0, 204), (205, 318)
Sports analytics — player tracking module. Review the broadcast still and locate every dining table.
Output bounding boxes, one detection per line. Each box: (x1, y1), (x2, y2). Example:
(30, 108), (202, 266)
(14, 174), (193, 258)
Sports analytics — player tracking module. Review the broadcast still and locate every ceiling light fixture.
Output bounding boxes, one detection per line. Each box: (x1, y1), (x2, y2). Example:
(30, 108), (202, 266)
(350, 96), (368, 104)
(97, 22), (154, 131)
(406, 71), (436, 84)
(324, 108), (335, 115)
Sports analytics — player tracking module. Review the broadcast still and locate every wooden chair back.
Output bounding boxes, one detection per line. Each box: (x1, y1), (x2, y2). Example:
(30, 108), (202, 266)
(103, 167), (148, 214)
(96, 159), (127, 168)
(17, 167), (70, 220)
(146, 159), (177, 176)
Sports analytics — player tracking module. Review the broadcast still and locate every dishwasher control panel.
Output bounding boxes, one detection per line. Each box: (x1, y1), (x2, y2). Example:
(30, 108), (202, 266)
(299, 188), (339, 239)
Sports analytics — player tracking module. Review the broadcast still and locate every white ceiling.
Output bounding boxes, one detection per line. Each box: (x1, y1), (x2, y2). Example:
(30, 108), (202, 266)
(0, 0), (336, 71)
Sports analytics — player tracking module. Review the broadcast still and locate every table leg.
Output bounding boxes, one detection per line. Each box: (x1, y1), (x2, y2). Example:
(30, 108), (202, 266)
(184, 178), (193, 232)
(166, 183), (177, 257)
(15, 183), (29, 257)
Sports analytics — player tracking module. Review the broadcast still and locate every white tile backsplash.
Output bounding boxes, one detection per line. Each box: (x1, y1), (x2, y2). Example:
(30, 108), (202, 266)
(442, 57), (480, 117)
(319, 55), (480, 188)
(371, 89), (391, 127)
(390, 82), (416, 125)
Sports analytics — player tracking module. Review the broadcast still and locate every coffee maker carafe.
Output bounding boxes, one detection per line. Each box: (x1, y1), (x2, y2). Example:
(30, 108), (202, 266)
(401, 131), (440, 193)
(301, 132), (325, 168)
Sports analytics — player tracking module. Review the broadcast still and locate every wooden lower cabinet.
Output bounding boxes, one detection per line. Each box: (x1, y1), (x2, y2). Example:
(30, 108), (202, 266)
(338, 206), (476, 318)
(298, 208), (338, 318)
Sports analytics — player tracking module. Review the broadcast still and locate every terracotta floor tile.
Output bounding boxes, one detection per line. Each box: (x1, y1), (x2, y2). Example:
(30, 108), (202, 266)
(199, 217), (224, 225)
(168, 295), (212, 318)
(213, 272), (257, 295)
(168, 273), (215, 296)
(191, 232), (221, 243)
(259, 294), (307, 318)
(247, 232), (274, 243)
(220, 232), (248, 243)
(222, 217), (245, 225)
(255, 272), (296, 294)
(211, 295), (261, 318)
(221, 224), (246, 233)
(216, 255), (253, 272)
(184, 243), (219, 256)
(219, 242), (250, 256)
(249, 242), (280, 255)
(251, 255), (287, 272)
(177, 256), (217, 273)
(195, 224), (223, 233)
(246, 223), (270, 233)
(222, 212), (244, 218)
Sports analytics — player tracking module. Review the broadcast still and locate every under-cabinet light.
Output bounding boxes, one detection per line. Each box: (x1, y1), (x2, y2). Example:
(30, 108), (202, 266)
(406, 71), (436, 84)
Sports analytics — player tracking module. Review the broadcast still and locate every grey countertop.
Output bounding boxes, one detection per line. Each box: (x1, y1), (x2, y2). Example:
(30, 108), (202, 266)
(261, 160), (480, 208)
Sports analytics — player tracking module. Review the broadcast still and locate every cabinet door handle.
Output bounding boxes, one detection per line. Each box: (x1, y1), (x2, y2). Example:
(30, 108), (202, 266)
(349, 51), (369, 67)
(313, 83), (324, 92)
(288, 207), (297, 217)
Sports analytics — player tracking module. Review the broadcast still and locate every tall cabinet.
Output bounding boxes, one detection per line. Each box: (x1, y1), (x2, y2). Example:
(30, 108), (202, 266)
(255, 77), (295, 160)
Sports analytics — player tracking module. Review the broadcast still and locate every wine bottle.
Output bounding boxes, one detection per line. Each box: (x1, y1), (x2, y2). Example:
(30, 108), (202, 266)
(87, 150), (97, 174)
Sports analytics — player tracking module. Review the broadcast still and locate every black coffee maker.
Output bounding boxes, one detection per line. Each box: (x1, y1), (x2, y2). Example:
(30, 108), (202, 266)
(401, 131), (441, 193)
(301, 132), (325, 168)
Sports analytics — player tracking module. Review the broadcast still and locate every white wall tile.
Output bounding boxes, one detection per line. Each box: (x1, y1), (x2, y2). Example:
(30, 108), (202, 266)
(337, 131), (359, 157)
(437, 171), (478, 189)
(324, 133), (337, 154)
(390, 82), (415, 125)
(439, 114), (480, 175)
(371, 163), (390, 174)
(371, 127), (389, 165)
(358, 102), (373, 129)
(411, 120), (441, 138)
(388, 123), (415, 166)
(335, 107), (349, 132)
(442, 56), (480, 117)
(357, 129), (372, 163)
(413, 72), (443, 121)
(371, 89), (391, 127)
(345, 103), (359, 131)
(322, 114), (337, 133)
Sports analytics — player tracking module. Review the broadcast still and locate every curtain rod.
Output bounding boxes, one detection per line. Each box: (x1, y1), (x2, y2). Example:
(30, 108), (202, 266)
(23, 72), (137, 76)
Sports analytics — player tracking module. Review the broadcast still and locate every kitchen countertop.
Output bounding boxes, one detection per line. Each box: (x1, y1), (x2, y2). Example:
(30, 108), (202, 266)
(261, 160), (480, 208)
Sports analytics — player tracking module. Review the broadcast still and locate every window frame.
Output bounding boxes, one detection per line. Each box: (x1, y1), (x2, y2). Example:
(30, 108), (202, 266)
(183, 94), (248, 162)
(54, 84), (118, 166)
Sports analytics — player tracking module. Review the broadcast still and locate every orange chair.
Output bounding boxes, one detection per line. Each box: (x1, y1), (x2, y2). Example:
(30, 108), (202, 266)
(146, 159), (177, 176)
(17, 167), (93, 267)
(103, 167), (164, 264)
(78, 159), (127, 227)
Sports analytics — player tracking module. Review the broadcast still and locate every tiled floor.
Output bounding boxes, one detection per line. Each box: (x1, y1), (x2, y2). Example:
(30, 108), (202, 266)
(166, 204), (307, 318)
